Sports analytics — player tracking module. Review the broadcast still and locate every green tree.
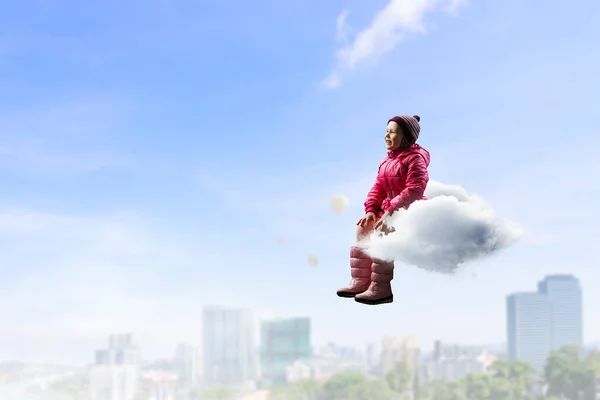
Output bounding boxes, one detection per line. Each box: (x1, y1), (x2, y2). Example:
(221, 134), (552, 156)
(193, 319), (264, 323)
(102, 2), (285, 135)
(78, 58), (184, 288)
(319, 371), (367, 400)
(487, 359), (533, 399)
(426, 359), (534, 400)
(356, 379), (397, 400)
(196, 386), (235, 400)
(545, 345), (596, 400)
(385, 361), (412, 394)
(463, 373), (492, 400)
(424, 379), (466, 400)
(487, 376), (516, 400)
(586, 350), (600, 373)
(318, 371), (395, 400)
(286, 378), (323, 400)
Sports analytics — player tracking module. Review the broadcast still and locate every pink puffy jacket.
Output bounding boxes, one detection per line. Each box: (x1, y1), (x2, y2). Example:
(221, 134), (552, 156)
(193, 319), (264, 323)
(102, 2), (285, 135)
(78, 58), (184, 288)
(364, 144), (431, 216)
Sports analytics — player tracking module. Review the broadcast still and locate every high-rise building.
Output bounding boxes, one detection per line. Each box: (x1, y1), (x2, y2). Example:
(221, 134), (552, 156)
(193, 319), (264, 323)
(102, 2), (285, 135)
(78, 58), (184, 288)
(202, 306), (257, 389)
(174, 343), (200, 390)
(506, 274), (583, 371)
(90, 333), (141, 400)
(95, 334), (139, 365)
(108, 333), (134, 350)
(538, 274), (584, 349)
(260, 317), (311, 384)
(506, 292), (552, 370)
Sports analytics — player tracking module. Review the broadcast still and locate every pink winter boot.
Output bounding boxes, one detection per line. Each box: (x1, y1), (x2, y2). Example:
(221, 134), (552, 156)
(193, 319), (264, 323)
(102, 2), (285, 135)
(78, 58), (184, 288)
(336, 246), (372, 298)
(354, 258), (394, 305)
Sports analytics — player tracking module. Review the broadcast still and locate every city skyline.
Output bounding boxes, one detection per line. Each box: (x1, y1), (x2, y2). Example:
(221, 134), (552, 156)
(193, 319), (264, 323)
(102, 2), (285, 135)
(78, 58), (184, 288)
(1, 0), (599, 367)
(0, 289), (598, 399)
(0, 273), (594, 368)
(0, 331), (597, 400)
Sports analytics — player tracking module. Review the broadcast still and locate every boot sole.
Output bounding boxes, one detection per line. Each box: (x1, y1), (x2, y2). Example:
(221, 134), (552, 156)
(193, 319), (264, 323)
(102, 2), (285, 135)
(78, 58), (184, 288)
(336, 291), (365, 298)
(354, 295), (393, 305)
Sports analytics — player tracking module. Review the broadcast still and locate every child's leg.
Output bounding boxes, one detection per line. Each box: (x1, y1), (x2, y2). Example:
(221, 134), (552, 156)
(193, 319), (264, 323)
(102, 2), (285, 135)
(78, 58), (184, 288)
(337, 217), (380, 298)
(354, 214), (394, 305)
(354, 257), (394, 305)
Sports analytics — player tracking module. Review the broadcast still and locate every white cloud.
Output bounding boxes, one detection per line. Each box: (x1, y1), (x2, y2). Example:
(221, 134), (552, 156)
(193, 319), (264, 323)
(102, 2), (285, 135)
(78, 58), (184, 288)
(323, 0), (468, 88)
(360, 181), (522, 273)
(335, 9), (351, 42)
(444, 0), (468, 13)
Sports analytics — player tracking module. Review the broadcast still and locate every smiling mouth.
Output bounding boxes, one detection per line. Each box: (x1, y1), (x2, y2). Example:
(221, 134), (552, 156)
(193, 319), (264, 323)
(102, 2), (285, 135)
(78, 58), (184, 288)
(385, 140), (392, 145)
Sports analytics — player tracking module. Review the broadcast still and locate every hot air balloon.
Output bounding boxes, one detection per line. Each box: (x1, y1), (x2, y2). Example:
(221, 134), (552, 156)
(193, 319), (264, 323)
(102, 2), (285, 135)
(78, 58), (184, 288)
(279, 237), (286, 244)
(308, 254), (319, 267)
(330, 194), (349, 215)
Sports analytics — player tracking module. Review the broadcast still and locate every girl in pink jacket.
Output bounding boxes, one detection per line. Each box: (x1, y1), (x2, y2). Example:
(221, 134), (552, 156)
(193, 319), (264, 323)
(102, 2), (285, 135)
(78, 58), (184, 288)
(337, 115), (430, 305)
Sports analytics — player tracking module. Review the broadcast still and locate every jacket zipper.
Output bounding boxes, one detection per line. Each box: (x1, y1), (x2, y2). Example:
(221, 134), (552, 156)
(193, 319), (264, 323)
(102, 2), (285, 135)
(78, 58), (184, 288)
(386, 159), (393, 199)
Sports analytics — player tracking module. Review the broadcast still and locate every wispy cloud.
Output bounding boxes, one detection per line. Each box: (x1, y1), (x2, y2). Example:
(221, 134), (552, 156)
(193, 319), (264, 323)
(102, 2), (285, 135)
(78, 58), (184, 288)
(335, 9), (351, 42)
(0, 208), (198, 304)
(323, 0), (469, 88)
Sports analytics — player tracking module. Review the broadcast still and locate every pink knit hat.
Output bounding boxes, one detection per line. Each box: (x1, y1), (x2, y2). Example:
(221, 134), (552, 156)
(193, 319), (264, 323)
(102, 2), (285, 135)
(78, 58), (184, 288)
(388, 115), (421, 146)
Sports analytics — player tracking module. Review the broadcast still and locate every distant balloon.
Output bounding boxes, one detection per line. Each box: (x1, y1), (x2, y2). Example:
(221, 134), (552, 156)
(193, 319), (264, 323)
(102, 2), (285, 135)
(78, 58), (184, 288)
(279, 237), (286, 244)
(308, 254), (319, 267)
(330, 194), (349, 215)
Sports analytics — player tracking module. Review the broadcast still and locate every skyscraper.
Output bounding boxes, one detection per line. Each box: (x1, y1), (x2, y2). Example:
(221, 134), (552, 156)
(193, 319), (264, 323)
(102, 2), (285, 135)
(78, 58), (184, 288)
(506, 293), (552, 370)
(538, 274), (583, 349)
(90, 333), (141, 400)
(174, 343), (200, 390)
(506, 274), (583, 370)
(202, 306), (257, 388)
(260, 317), (312, 384)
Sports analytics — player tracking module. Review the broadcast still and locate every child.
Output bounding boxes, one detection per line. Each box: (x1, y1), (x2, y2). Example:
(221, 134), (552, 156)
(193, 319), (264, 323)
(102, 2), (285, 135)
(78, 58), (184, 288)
(337, 115), (430, 305)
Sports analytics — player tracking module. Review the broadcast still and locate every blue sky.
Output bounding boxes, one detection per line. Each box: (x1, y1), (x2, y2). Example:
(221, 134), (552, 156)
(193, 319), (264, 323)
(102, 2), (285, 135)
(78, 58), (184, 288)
(1, 0), (599, 364)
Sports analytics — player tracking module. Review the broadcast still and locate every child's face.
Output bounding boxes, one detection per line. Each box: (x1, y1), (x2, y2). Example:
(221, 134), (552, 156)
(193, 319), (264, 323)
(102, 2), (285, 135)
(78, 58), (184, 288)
(385, 121), (404, 150)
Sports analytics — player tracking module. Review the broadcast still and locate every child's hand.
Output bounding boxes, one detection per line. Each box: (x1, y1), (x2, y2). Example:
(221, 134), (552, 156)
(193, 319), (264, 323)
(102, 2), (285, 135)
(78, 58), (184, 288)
(374, 211), (394, 233)
(357, 212), (377, 227)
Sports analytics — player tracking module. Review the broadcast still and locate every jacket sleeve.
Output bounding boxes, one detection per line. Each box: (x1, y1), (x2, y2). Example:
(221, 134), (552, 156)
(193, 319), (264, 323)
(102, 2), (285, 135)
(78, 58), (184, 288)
(364, 163), (386, 214)
(387, 154), (429, 212)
